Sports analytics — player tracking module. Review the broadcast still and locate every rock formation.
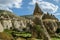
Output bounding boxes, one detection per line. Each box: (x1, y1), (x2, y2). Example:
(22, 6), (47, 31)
(0, 10), (31, 32)
(22, 3), (60, 40)
(33, 3), (43, 15)
(0, 2), (60, 40)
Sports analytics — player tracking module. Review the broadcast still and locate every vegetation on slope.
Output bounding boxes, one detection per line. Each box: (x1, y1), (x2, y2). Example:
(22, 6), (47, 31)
(0, 32), (14, 40)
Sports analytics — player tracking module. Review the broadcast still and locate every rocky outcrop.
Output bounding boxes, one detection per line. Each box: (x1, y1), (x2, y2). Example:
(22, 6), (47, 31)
(0, 2), (60, 40)
(0, 10), (31, 32)
(24, 3), (60, 40)
(0, 19), (30, 32)
(2, 20), (12, 29)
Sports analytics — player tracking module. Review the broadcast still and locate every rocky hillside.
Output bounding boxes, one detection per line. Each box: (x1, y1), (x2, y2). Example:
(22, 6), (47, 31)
(0, 10), (32, 32)
(0, 3), (60, 40)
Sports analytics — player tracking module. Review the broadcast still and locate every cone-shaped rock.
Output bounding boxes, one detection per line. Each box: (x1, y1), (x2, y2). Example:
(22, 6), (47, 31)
(33, 3), (43, 15)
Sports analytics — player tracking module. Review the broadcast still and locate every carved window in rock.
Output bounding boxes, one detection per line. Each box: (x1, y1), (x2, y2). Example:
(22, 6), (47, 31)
(3, 20), (12, 29)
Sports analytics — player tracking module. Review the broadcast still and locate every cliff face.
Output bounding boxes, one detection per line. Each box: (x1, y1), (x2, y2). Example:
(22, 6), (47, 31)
(0, 10), (32, 32)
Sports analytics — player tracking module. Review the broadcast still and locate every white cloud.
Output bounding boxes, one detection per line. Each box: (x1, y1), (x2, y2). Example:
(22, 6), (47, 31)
(29, 0), (43, 5)
(53, 13), (60, 16)
(0, 5), (12, 12)
(0, 0), (22, 12)
(29, 0), (58, 13)
(54, 0), (60, 2)
(39, 2), (58, 13)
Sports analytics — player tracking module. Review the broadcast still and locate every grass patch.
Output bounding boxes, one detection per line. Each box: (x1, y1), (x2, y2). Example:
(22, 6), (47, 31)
(4, 29), (32, 38)
(52, 37), (60, 40)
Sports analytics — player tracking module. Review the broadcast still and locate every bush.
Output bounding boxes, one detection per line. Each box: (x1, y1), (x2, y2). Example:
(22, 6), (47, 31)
(34, 25), (43, 32)
(4, 29), (32, 38)
(12, 31), (32, 38)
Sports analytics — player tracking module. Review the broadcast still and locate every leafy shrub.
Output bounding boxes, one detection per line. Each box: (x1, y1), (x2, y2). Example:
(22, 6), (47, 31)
(4, 29), (32, 38)
(34, 25), (43, 32)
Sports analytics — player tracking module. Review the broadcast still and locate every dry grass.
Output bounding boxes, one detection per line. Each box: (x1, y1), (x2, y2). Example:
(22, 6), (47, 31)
(0, 32), (14, 40)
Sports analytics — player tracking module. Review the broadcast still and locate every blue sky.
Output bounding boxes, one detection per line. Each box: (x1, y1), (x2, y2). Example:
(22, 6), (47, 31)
(0, 0), (60, 20)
